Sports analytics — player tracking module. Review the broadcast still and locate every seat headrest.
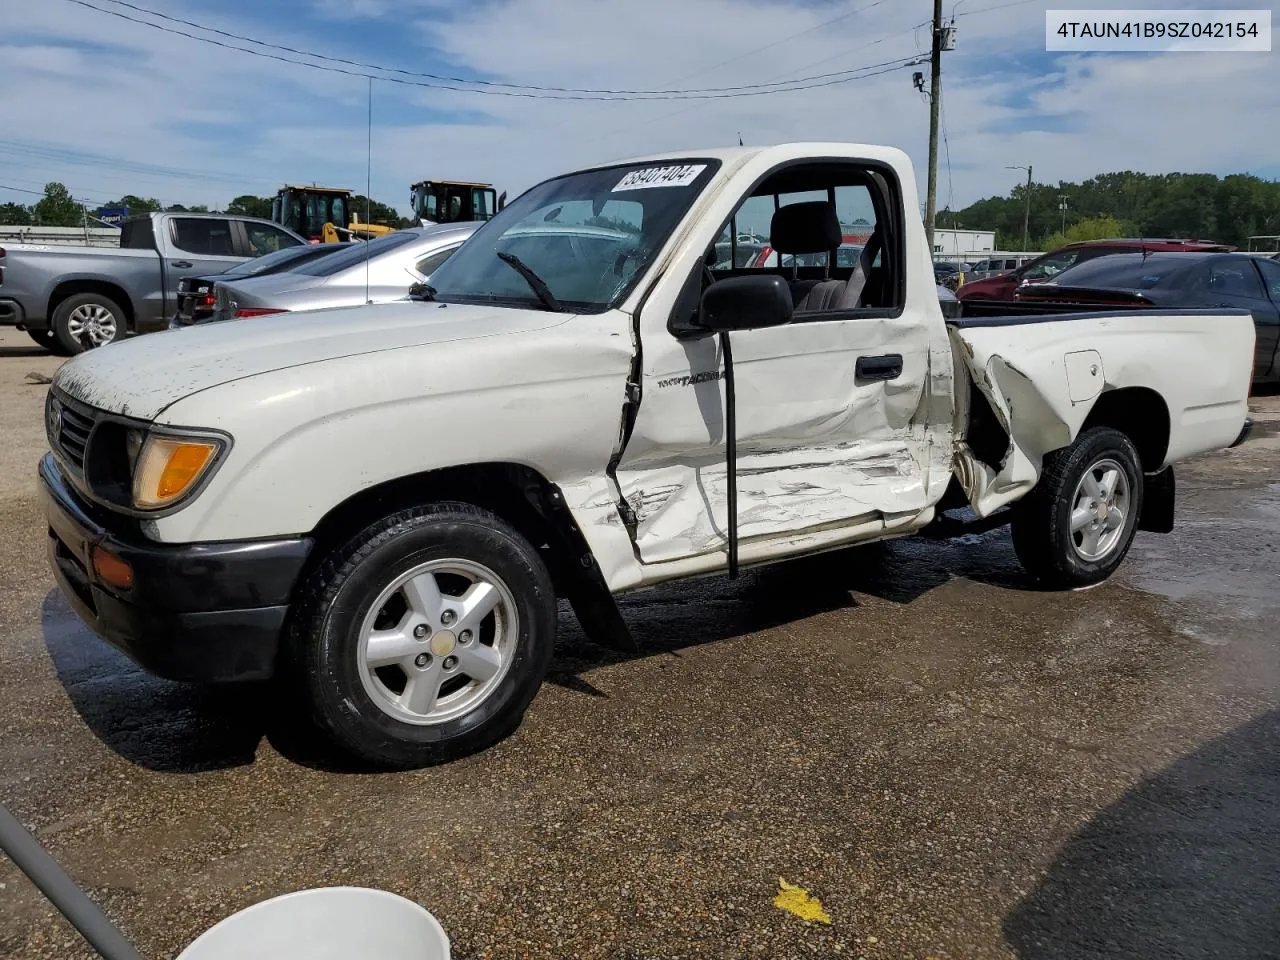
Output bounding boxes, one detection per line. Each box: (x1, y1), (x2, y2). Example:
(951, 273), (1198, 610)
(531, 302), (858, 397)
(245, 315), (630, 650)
(769, 201), (841, 255)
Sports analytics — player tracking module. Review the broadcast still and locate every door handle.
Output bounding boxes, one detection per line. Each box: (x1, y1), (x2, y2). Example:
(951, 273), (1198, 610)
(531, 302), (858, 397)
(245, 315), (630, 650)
(856, 354), (903, 381)
(172, 261), (193, 269)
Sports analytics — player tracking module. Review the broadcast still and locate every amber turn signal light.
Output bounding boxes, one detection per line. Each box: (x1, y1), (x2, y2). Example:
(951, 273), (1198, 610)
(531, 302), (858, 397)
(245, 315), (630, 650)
(132, 437), (221, 509)
(92, 546), (134, 590)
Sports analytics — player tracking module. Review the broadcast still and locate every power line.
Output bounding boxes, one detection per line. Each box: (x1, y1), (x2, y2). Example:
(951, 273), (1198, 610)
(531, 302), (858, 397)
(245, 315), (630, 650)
(655, 0), (898, 88)
(569, 57), (922, 153)
(0, 183), (110, 207)
(0, 141), (280, 189)
(940, 89), (955, 213)
(954, 0), (1041, 18)
(95, 0), (899, 95)
(67, 0), (921, 100)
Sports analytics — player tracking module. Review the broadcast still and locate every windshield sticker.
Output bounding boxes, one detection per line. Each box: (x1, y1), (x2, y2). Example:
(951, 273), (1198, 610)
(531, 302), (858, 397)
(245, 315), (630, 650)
(613, 164), (707, 192)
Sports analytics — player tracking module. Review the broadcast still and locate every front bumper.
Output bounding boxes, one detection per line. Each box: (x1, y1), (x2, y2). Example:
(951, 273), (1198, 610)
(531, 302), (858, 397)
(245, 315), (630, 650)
(39, 453), (313, 682)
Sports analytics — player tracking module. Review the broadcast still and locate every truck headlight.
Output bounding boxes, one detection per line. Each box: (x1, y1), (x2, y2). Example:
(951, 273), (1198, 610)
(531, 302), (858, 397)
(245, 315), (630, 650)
(131, 433), (224, 509)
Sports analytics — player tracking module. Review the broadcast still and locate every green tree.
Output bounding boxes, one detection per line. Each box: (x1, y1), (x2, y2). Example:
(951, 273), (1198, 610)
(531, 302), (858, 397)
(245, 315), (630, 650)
(33, 183), (83, 226)
(952, 170), (1280, 249)
(351, 195), (410, 228)
(586, 214), (641, 233)
(226, 194), (273, 219)
(0, 202), (32, 225)
(104, 194), (163, 214)
(1039, 215), (1126, 251)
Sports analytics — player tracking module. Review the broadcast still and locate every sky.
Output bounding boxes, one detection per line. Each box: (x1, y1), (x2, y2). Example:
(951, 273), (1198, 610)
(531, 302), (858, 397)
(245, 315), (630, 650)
(1, 0), (1277, 220)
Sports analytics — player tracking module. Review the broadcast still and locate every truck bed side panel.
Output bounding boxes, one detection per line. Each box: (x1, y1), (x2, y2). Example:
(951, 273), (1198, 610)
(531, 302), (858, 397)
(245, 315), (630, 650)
(948, 309), (1254, 515)
(0, 245), (157, 327)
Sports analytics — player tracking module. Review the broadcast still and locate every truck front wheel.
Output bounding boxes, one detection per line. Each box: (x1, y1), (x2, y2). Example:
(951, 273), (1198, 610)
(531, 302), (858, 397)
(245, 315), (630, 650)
(287, 502), (556, 769)
(1010, 427), (1145, 590)
(52, 293), (124, 354)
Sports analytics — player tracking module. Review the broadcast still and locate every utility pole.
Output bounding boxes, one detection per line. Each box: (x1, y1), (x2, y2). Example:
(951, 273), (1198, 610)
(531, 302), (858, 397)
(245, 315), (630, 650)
(1006, 164), (1033, 249)
(1059, 194), (1068, 234)
(924, 0), (943, 257)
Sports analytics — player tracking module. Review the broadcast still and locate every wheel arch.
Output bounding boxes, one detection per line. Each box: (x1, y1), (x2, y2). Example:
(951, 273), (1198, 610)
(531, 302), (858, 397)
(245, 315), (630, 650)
(302, 462), (634, 651)
(48, 279), (135, 331)
(1078, 386), (1171, 471)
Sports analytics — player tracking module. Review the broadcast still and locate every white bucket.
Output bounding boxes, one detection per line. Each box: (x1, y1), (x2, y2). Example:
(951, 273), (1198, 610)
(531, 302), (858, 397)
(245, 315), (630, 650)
(176, 886), (450, 960)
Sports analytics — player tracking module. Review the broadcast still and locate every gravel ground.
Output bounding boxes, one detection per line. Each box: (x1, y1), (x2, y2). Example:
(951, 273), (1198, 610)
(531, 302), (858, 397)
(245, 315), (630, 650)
(1, 327), (1278, 959)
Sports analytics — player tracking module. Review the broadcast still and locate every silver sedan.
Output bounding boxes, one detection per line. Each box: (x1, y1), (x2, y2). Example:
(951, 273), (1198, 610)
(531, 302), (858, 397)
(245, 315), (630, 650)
(207, 222), (480, 323)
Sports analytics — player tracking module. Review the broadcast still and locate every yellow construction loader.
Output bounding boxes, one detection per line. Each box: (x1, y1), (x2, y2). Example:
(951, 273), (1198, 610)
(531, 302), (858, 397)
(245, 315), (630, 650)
(271, 185), (397, 244)
(410, 180), (506, 226)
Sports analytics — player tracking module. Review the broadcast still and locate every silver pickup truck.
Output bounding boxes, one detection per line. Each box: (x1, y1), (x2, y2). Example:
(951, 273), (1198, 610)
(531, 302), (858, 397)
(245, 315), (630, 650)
(0, 212), (305, 354)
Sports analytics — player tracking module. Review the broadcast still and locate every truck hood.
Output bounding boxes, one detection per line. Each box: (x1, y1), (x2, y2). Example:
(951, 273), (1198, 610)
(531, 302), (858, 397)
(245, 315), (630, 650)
(54, 300), (570, 421)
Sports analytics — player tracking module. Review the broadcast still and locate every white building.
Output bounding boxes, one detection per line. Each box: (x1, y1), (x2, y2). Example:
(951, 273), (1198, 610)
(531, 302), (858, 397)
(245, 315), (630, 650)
(930, 228), (996, 258)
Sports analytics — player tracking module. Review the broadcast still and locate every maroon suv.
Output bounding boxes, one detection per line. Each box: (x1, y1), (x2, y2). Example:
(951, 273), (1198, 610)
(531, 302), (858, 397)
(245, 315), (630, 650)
(956, 238), (1235, 301)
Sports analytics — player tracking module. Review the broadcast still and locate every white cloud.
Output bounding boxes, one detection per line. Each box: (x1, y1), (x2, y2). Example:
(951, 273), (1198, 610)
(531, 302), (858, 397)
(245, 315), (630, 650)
(1, 0), (1277, 219)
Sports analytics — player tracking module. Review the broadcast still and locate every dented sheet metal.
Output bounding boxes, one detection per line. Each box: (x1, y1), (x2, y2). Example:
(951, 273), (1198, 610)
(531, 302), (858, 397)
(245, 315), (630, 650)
(949, 312), (1255, 516)
(616, 267), (953, 565)
(620, 439), (928, 563)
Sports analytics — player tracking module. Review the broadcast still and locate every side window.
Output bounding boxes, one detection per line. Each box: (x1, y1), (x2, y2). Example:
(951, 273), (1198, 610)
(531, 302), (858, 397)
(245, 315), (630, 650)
(707, 166), (899, 315)
(1211, 261), (1264, 298)
(244, 222), (302, 257)
(724, 185), (879, 276)
(1255, 258), (1280, 299)
(171, 218), (235, 256)
(730, 195), (779, 268)
(120, 218), (154, 250)
(415, 245), (458, 277)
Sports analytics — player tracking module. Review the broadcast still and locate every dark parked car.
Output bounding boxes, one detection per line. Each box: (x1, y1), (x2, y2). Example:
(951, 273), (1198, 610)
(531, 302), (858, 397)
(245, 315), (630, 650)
(933, 260), (971, 281)
(1015, 251), (1280, 381)
(957, 238), (1236, 303)
(169, 242), (346, 327)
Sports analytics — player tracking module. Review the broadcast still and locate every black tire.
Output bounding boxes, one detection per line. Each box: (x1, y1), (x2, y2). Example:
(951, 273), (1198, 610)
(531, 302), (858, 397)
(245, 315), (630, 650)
(26, 329), (72, 356)
(51, 292), (125, 355)
(287, 502), (556, 769)
(1010, 427), (1144, 590)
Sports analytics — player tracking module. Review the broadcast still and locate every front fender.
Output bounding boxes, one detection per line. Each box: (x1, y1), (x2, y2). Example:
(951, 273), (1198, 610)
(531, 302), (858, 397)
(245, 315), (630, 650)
(145, 318), (645, 589)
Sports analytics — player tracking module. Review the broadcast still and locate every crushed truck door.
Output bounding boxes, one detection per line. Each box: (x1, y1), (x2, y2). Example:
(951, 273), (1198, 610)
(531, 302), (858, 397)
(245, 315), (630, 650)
(612, 156), (952, 566)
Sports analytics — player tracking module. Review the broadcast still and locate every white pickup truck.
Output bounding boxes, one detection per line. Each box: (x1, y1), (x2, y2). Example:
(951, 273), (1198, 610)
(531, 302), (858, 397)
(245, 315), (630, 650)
(40, 143), (1254, 768)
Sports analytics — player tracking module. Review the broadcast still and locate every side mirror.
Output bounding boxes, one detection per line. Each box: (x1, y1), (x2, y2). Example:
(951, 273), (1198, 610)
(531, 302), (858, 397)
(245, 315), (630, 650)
(698, 274), (793, 332)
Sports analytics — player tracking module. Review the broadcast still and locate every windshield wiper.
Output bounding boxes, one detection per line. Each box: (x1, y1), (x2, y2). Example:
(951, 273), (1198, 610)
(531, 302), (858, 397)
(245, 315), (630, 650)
(408, 281), (436, 302)
(496, 251), (563, 312)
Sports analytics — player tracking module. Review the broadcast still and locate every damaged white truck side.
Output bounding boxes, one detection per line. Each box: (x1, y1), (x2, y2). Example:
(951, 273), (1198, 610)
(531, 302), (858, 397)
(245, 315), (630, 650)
(41, 143), (1255, 767)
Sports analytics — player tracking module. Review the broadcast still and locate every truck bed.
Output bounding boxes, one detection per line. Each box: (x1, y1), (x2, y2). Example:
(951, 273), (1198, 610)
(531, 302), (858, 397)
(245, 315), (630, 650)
(952, 298), (1238, 328)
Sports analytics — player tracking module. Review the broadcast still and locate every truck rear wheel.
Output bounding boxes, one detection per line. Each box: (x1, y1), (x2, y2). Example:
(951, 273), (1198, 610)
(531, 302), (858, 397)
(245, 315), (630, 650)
(1010, 427), (1144, 590)
(287, 502), (556, 769)
(52, 292), (124, 354)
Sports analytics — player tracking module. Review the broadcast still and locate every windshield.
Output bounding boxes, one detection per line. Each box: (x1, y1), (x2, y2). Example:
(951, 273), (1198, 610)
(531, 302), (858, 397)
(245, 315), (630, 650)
(291, 230), (422, 277)
(1021, 249), (1084, 281)
(1048, 254), (1192, 289)
(425, 160), (720, 313)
